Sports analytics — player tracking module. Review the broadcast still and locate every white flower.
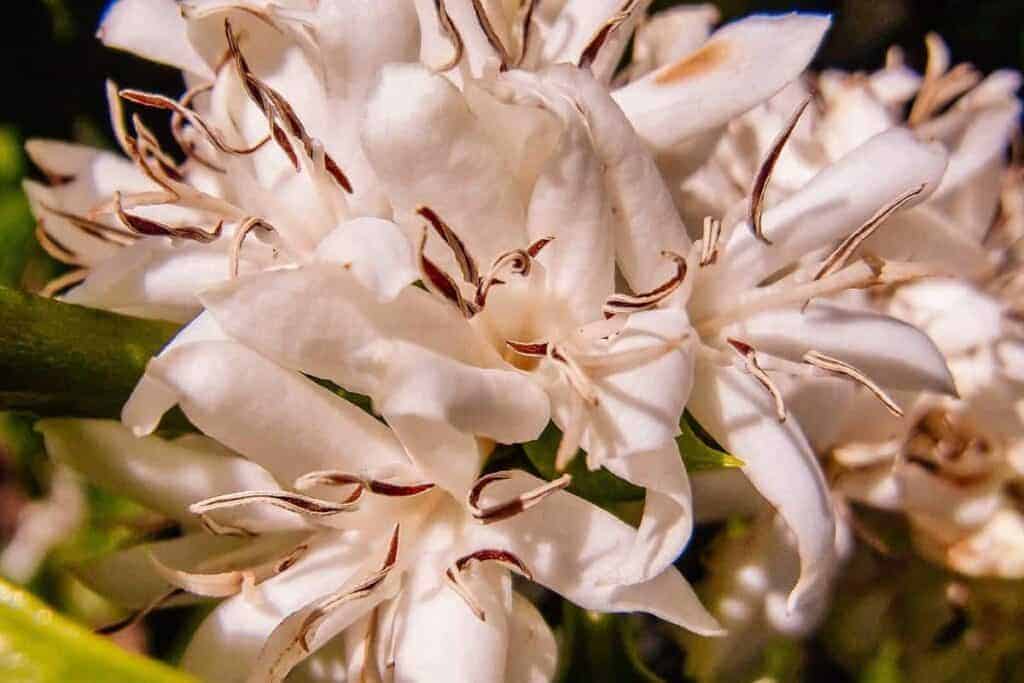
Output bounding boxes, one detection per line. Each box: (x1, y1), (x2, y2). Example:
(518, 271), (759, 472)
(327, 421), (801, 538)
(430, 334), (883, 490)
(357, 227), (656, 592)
(39, 343), (721, 682)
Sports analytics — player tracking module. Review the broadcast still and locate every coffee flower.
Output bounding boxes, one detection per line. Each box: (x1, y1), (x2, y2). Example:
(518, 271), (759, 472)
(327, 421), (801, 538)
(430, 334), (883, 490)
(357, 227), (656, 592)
(39, 341), (720, 681)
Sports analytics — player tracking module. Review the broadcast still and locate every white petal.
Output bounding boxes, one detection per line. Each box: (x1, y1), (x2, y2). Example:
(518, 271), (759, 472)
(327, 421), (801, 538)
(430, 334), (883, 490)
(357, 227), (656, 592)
(123, 341), (411, 487)
(472, 472), (722, 634)
(543, 0), (653, 82)
(504, 593), (557, 683)
(628, 4), (721, 79)
(613, 13), (831, 150)
(97, 0), (213, 78)
(37, 418), (282, 529)
(687, 362), (836, 611)
(392, 563), (511, 682)
(602, 445), (694, 585)
(361, 63), (526, 267)
(536, 66), (692, 293)
(733, 301), (956, 394)
(313, 218), (418, 302)
(932, 100), (1022, 200)
(182, 535), (368, 683)
(706, 128), (949, 295)
(890, 279), (1006, 357)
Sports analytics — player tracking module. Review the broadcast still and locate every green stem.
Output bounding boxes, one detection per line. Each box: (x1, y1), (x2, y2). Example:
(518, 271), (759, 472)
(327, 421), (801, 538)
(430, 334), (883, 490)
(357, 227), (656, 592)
(0, 286), (181, 420)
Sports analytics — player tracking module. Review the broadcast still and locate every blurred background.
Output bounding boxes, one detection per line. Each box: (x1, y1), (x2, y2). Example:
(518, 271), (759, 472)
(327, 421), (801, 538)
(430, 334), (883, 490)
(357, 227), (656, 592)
(0, 1), (1021, 681)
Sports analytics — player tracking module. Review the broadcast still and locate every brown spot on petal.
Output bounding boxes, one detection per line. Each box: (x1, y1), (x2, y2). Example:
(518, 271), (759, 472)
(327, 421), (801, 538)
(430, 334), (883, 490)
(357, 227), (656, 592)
(654, 40), (730, 85)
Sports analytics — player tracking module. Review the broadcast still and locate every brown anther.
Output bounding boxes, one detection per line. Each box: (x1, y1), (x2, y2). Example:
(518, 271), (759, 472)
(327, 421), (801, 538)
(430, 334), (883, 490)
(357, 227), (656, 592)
(293, 470), (435, 498)
(578, 0), (640, 70)
(700, 216), (722, 266)
(516, 0), (540, 67)
(727, 338), (787, 422)
(417, 228), (480, 318)
(445, 548), (533, 622)
(750, 97), (811, 245)
(40, 268), (90, 299)
(296, 524), (400, 652)
(803, 350), (904, 417)
(432, 0), (464, 71)
(813, 185), (926, 282)
(34, 224), (83, 266)
(37, 203), (137, 245)
(468, 471), (572, 524)
(190, 489), (363, 523)
(505, 340), (549, 357)
(469, 0), (512, 70)
(603, 250), (688, 318)
(527, 235), (555, 258)
(229, 217), (277, 278)
(417, 206), (479, 285)
(113, 191), (224, 244)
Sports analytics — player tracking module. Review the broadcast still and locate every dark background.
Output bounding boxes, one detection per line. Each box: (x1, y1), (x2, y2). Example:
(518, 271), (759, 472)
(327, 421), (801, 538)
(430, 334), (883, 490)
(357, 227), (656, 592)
(4, 0), (1023, 148)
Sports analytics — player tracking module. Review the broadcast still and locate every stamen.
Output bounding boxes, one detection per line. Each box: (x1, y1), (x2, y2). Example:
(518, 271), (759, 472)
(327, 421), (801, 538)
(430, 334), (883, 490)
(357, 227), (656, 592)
(293, 470), (435, 498)
(468, 471), (572, 524)
(417, 228), (480, 318)
(224, 20), (353, 193)
(515, 0), (540, 67)
(527, 235), (555, 258)
(229, 217), (276, 278)
(113, 192), (224, 243)
(749, 97), (811, 245)
(444, 549), (533, 622)
(295, 525), (400, 652)
(147, 543), (309, 598)
(727, 338), (787, 422)
(908, 33), (981, 126)
(120, 88), (270, 158)
(505, 340), (549, 357)
(34, 225), (83, 266)
(696, 259), (880, 335)
(189, 489), (363, 523)
(416, 206), (479, 285)
(555, 392), (587, 471)
(38, 202), (137, 245)
(40, 268), (90, 299)
(700, 216), (722, 266)
(813, 185), (926, 282)
(578, 0), (640, 70)
(105, 79), (133, 158)
(550, 345), (600, 406)
(602, 250), (687, 318)
(431, 0), (464, 72)
(803, 350), (904, 417)
(469, 0), (512, 70)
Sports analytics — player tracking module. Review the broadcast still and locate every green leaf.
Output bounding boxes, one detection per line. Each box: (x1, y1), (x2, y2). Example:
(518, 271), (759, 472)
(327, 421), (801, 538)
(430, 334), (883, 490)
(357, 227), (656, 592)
(0, 286), (181, 421)
(677, 413), (745, 471)
(860, 641), (904, 683)
(0, 578), (196, 682)
(558, 605), (663, 683)
(523, 413), (743, 505)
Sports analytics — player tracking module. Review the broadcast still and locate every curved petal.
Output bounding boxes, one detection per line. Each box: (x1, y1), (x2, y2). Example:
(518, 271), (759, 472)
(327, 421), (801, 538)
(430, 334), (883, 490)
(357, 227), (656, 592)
(705, 128), (948, 296)
(97, 0), (213, 78)
(392, 563), (511, 682)
(123, 341), (411, 487)
(361, 63), (526, 267)
(505, 593), (557, 683)
(543, 0), (653, 82)
(470, 472), (722, 635)
(687, 362), (836, 611)
(181, 534), (368, 683)
(612, 13), (831, 150)
(535, 66), (692, 293)
(313, 218), (419, 303)
(602, 445), (694, 585)
(628, 4), (721, 78)
(889, 279), (1006, 357)
(37, 418), (283, 529)
(732, 301), (956, 394)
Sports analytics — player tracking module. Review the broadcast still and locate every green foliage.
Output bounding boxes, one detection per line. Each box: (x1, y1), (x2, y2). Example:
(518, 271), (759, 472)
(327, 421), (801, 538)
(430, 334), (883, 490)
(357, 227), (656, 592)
(559, 605), (663, 683)
(0, 578), (195, 682)
(524, 414), (743, 506)
(860, 641), (903, 683)
(0, 286), (181, 421)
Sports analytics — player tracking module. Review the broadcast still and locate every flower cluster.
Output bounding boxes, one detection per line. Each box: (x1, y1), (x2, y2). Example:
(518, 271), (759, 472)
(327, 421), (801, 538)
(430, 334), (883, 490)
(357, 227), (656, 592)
(16, 1), (1022, 681)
